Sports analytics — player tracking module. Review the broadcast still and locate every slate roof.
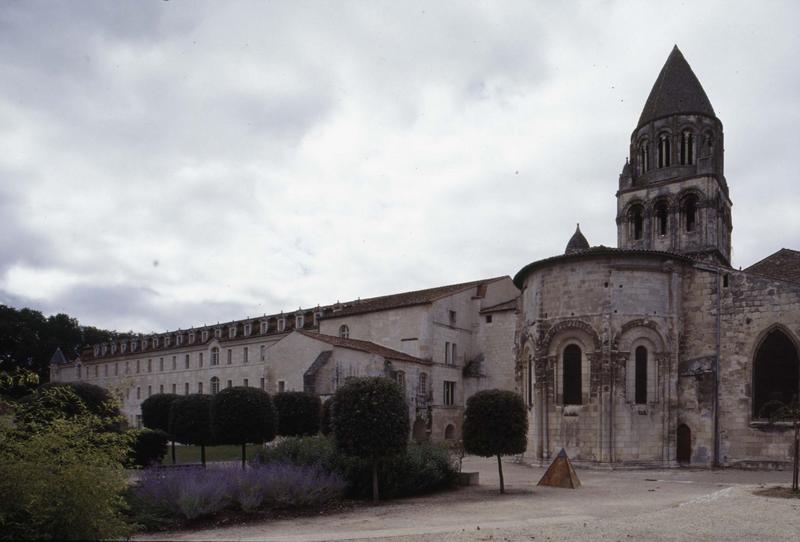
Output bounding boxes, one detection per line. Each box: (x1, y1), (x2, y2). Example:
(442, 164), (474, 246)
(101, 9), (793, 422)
(744, 249), (800, 284)
(296, 330), (429, 364)
(565, 224), (590, 254)
(479, 299), (518, 314)
(320, 277), (508, 319)
(637, 46), (716, 129)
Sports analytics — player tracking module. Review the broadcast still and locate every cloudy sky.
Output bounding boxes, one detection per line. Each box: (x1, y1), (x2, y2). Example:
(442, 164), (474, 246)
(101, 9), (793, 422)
(1, 1), (798, 334)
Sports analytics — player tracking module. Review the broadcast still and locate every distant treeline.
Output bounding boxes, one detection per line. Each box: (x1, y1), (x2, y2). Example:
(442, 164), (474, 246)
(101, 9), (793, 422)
(0, 304), (129, 381)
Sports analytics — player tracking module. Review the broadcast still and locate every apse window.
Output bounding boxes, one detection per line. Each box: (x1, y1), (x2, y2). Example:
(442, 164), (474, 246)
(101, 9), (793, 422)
(635, 346), (648, 404)
(562, 344), (582, 405)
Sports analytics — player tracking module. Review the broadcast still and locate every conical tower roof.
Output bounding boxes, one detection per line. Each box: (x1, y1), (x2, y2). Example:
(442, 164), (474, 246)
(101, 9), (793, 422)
(565, 224), (589, 254)
(637, 46), (715, 128)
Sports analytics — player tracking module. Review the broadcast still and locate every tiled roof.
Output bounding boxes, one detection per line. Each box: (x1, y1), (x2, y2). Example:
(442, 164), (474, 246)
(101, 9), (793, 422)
(565, 224), (590, 254)
(744, 249), (800, 284)
(296, 330), (429, 365)
(637, 46), (716, 128)
(319, 277), (508, 319)
(479, 299), (518, 314)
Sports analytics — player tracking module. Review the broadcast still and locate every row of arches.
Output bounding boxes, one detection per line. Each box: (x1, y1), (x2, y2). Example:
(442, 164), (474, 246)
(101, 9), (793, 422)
(627, 193), (700, 240)
(637, 129), (714, 174)
(523, 323), (799, 420)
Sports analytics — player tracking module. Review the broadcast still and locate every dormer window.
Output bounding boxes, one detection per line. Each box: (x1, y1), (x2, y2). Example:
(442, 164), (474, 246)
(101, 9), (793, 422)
(244, 323), (252, 336)
(339, 325), (349, 339)
(313, 311), (323, 326)
(296, 315), (304, 329)
(260, 321), (268, 334)
(214, 328), (222, 339)
(189, 332), (195, 344)
(177, 334), (183, 346)
(94, 345), (100, 357)
(201, 330), (209, 342)
(680, 130), (695, 165)
(165, 336), (171, 347)
(121, 343), (127, 354)
(110, 343), (117, 354)
(229, 326), (236, 339)
(277, 318), (286, 332)
(141, 339), (148, 351)
(131, 340), (138, 352)
(657, 132), (671, 168)
(101, 344), (108, 355)
(153, 337), (159, 348)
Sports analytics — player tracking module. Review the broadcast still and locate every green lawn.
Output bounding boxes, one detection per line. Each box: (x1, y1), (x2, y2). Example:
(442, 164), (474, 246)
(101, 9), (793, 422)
(168, 443), (265, 464)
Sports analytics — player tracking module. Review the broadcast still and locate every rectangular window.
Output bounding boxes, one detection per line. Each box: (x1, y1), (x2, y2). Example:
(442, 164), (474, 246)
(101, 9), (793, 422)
(136, 360), (140, 373)
(185, 354), (190, 369)
(226, 379), (232, 389)
(243, 347), (249, 363)
(227, 349), (232, 364)
(159, 358), (164, 371)
(485, 314), (493, 323)
(172, 356), (176, 370)
(260, 377), (265, 390)
(136, 386), (141, 399)
(159, 384), (164, 394)
(243, 378), (249, 387)
(114, 362), (119, 376)
(147, 359), (152, 372)
(125, 361), (130, 374)
(136, 415), (142, 429)
(184, 382), (189, 395)
(260, 345), (266, 361)
(445, 342), (451, 364)
(94, 365), (98, 378)
(147, 385), (152, 398)
(260, 322), (267, 334)
(198, 382), (203, 394)
(448, 310), (456, 325)
(244, 324), (251, 336)
(443, 381), (456, 406)
(278, 380), (285, 393)
(451, 343), (457, 365)
(199, 353), (204, 367)
(172, 383), (176, 394)
(278, 319), (286, 332)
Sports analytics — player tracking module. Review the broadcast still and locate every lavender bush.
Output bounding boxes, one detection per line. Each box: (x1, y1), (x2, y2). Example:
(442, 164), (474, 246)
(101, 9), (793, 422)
(134, 463), (345, 520)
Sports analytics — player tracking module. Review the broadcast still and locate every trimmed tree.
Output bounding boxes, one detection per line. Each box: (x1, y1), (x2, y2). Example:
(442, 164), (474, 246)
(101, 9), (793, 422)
(128, 429), (168, 467)
(168, 394), (213, 467)
(274, 391), (322, 436)
(141, 393), (180, 463)
(332, 377), (409, 502)
(211, 387), (277, 468)
(320, 397), (334, 436)
(462, 389), (527, 494)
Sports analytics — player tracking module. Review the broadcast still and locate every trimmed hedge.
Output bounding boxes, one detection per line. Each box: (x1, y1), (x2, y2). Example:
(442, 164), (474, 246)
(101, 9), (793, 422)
(168, 394), (213, 447)
(274, 391), (321, 436)
(211, 387), (276, 468)
(141, 393), (180, 433)
(320, 397), (334, 436)
(129, 429), (169, 467)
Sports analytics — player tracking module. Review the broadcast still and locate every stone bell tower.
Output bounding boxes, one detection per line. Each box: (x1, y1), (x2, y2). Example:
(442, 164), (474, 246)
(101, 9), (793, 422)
(617, 46), (732, 266)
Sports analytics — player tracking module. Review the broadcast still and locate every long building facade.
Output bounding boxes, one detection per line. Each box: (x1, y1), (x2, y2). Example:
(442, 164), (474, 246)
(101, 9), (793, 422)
(52, 47), (800, 468)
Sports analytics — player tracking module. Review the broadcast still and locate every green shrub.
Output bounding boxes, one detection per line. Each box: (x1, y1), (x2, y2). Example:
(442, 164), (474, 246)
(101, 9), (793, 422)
(0, 415), (132, 540)
(168, 394), (213, 466)
(13, 385), (88, 430)
(211, 387), (276, 468)
(40, 381), (120, 420)
(0, 367), (39, 400)
(463, 389), (527, 493)
(129, 429), (169, 468)
(254, 436), (457, 500)
(141, 393), (179, 433)
(274, 391), (321, 436)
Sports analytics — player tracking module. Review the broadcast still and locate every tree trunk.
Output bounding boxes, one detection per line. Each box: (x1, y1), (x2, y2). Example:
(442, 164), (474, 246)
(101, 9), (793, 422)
(793, 421), (799, 492)
(241, 443), (247, 470)
(372, 459), (379, 503)
(171, 441), (176, 465)
(497, 455), (505, 494)
(201, 444), (206, 468)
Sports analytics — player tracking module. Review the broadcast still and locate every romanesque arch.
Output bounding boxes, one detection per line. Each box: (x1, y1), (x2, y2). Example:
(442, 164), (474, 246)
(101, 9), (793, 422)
(752, 325), (800, 419)
(542, 320), (600, 406)
(615, 321), (667, 404)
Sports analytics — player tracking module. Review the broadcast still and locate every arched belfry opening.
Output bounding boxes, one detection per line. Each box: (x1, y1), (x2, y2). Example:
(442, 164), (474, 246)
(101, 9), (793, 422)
(753, 328), (800, 418)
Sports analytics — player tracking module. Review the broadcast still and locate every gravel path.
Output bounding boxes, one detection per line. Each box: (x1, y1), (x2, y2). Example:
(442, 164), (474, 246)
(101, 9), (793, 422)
(136, 457), (800, 542)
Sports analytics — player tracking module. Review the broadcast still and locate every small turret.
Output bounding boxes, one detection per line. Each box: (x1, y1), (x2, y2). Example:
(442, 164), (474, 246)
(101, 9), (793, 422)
(565, 224), (590, 254)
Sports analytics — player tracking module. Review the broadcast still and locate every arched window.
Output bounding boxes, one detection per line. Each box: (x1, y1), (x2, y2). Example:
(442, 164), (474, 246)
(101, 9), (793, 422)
(658, 132), (671, 168)
(210, 376), (220, 395)
(563, 344), (582, 405)
(527, 354), (533, 406)
(639, 140), (650, 174)
(630, 205), (644, 241)
(654, 200), (669, 236)
(635, 346), (648, 404)
(210, 347), (219, 366)
(680, 130), (694, 165)
(339, 325), (349, 339)
(753, 329), (799, 418)
(444, 424), (455, 440)
(683, 195), (698, 233)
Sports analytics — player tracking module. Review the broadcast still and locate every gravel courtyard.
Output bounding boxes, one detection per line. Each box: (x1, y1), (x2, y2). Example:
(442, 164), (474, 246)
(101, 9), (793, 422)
(137, 457), (800, 542)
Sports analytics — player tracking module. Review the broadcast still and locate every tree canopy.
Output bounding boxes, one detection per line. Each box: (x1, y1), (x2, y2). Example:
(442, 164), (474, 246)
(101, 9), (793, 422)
(274, 391), (321, 436)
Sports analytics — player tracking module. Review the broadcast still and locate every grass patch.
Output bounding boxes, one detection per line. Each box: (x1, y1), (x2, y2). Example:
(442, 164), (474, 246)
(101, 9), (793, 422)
(168, 444), (265, 465)
(753, 486), (800, 499)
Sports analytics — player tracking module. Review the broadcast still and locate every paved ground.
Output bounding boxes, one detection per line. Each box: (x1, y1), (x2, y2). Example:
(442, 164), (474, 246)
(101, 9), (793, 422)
(137, 457), (800, 541)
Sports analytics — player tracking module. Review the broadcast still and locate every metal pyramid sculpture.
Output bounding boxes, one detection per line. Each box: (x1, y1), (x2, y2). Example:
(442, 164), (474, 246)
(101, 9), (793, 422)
(537, 448), (581, 489)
